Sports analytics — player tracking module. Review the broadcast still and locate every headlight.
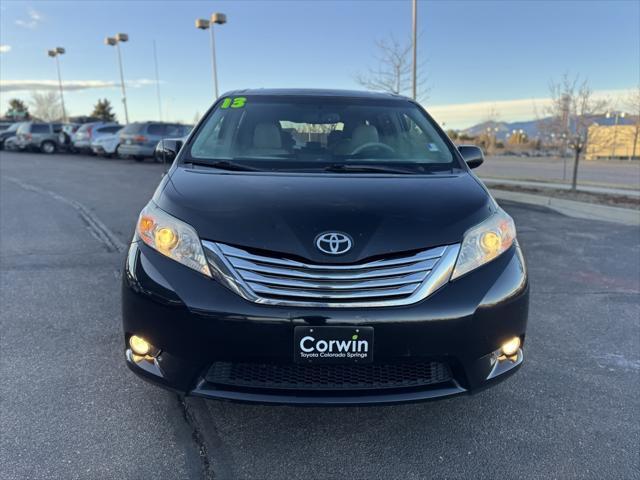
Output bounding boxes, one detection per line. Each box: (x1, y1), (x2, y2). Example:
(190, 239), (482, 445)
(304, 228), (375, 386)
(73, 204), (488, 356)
(451, 209), (516, 280)
(136, 202), (211, 277)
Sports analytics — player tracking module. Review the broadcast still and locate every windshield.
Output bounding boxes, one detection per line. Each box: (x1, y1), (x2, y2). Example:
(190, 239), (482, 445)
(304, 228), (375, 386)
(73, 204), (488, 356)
(186, 96), (458, 173)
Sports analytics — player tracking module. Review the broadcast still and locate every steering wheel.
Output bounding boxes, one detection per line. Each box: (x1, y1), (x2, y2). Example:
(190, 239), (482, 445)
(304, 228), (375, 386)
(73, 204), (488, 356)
(350, 142), (396, 156)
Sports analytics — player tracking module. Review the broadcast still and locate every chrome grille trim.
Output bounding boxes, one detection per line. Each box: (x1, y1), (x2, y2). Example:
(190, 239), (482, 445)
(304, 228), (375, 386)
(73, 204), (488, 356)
(219, 243), (447, 270)
(239, 270), (429, 290)
(247, 282), (421, 299)
(202, 241), (461, 308)
(230, 257), (438, 280)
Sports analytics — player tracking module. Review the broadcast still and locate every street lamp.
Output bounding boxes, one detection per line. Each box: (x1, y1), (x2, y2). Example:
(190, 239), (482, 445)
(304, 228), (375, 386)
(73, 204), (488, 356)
(105, 33), (130, 123)
(606, 111), (626, 160)
(195, 12), (227, 99)
(47, 47), (67, 122)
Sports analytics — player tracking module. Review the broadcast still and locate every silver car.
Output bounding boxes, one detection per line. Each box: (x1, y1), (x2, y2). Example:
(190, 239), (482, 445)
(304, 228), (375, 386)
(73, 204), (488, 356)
(118, 122), (192, 161)
(16, 122), (64, 154)
(72, 122), (121, 153)
(0, 122), (25, 150)
(91, 127), (123, 157)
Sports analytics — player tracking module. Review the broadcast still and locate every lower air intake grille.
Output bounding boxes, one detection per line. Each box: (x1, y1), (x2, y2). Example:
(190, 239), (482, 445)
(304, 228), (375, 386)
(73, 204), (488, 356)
(205, 361), (452, 391)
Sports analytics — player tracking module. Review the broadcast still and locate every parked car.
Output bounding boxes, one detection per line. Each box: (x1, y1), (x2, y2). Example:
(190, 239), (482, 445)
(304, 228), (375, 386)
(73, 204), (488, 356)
(72, 122), (121, 153)
(0, 122), (25, 150)
(123, 89), (529, 406)
(16, 122), (64, 153)
(91, 126), (123, 157)
(3, 134), (24, 151)
(0, 121), (14, 131)
(118, 122), (192, 161)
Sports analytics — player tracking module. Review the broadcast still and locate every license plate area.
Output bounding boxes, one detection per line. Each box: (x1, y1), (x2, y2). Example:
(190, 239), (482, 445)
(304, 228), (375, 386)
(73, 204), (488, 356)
(294, 326), (374, 364)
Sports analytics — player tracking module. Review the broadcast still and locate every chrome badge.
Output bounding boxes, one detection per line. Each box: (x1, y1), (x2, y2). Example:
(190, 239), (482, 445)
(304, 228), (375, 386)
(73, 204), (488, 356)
(315, 232), (353, 255)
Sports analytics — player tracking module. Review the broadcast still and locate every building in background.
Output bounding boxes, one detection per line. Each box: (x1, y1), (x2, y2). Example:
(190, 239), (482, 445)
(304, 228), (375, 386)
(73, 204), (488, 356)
(586, 123), (640, 160)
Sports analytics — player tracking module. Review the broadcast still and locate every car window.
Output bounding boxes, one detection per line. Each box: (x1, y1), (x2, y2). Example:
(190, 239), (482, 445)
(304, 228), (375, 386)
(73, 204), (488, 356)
(188, 96), (455, 171)
(121, 123), (145, 134)
(147, 124), (166, 136)
(52, 124), (63, 133)
(98, 126), (122, 134)
(31, 124), (50, 134)
(164, 124), (186, 137)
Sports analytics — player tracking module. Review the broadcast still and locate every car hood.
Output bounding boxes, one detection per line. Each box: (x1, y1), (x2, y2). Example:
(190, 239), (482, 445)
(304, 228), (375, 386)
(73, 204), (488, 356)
(157, 167), (493, 263)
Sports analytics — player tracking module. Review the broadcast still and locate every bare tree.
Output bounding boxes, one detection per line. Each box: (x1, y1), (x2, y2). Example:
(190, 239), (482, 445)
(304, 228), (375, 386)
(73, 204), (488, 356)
(545, 74), (608, 190)
(30, 91), (62, 121)
(355, 35), (428, 101)
(624, 86), (640, 160)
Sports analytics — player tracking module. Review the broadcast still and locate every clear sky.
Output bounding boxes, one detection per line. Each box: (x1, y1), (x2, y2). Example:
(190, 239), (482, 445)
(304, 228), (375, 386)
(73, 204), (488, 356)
(1, 0), (638, 128)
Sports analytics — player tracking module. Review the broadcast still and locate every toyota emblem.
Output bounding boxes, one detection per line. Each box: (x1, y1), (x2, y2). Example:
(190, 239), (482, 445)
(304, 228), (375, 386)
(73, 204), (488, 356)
(315, 232), (353, 255)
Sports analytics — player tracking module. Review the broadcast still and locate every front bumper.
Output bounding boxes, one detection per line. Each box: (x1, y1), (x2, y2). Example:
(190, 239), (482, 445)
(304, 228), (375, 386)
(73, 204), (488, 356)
(122, 241), (529, 405)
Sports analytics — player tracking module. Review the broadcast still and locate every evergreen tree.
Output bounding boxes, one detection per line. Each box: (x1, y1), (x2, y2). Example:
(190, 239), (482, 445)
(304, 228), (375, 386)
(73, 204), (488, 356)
(91, 99), (116, 122)
(6, 98), (30, 119)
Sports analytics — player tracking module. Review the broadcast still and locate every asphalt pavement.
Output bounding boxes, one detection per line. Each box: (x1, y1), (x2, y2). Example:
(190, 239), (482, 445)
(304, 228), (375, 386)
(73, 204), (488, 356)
(1, 151), (638, 480)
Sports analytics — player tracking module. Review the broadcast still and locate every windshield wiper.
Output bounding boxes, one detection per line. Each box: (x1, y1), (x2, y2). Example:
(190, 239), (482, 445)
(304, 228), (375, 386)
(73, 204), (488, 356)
(185, 160), (261, 172)
(323, 163), (417, 175)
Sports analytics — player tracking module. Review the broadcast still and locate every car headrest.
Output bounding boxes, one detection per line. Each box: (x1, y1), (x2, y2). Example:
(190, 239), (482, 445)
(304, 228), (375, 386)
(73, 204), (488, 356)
(253, 123), (282, 149)
(352, 124), (379, 146)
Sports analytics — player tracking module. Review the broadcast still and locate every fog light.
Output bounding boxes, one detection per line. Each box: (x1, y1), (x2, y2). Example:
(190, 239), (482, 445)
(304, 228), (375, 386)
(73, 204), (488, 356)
(501, 336), (521, 357)
(129, 335), (152, 356)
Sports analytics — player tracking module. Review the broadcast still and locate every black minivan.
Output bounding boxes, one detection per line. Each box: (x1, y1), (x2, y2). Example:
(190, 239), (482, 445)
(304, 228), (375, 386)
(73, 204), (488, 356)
(122, 89), (528, 405)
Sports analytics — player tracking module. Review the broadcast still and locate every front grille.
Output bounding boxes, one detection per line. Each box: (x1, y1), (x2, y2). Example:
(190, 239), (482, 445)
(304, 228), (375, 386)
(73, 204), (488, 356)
(205, 361), (452, 391)
(202, 241), (459, 308)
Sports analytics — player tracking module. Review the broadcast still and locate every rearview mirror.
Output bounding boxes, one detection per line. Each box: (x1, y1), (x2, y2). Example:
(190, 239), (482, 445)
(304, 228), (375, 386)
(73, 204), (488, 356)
(155, 138), (183, 164)
(458, 145), (484, 169)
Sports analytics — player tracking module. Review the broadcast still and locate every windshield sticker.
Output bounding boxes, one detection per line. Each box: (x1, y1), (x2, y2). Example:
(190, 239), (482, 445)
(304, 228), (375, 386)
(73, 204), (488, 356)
(427, 143), (439, 152)
(220, 97), (247, 109)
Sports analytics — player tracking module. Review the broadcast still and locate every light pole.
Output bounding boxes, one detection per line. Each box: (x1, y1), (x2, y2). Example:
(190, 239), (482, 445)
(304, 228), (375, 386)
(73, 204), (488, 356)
(486, 126), (499, 152)
(561, 132), (568, 180)
(195, 12), (227, 99)
(606, 111), (626, 160)
(105, 33), (130, 123)
(411, 0), (417, 100)
(47, 47), (67, 122)
(152, 40), (163, 121)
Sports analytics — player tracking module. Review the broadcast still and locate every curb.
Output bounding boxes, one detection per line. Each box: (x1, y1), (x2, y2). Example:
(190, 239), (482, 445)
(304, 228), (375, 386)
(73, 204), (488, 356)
(489, 188), (640, 226)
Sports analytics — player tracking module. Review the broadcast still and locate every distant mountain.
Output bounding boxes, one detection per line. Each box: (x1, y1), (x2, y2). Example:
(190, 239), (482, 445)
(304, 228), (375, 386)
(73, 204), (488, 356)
(459, 114), (636, 141)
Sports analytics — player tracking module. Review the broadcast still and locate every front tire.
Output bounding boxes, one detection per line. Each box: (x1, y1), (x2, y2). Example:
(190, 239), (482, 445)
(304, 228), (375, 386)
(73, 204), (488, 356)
(41, 141), (56, 154)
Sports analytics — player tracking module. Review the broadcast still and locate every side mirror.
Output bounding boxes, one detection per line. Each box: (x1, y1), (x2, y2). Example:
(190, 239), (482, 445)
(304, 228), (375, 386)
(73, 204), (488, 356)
(458, 145), (484, 169)
(155, 138), (183, 164)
